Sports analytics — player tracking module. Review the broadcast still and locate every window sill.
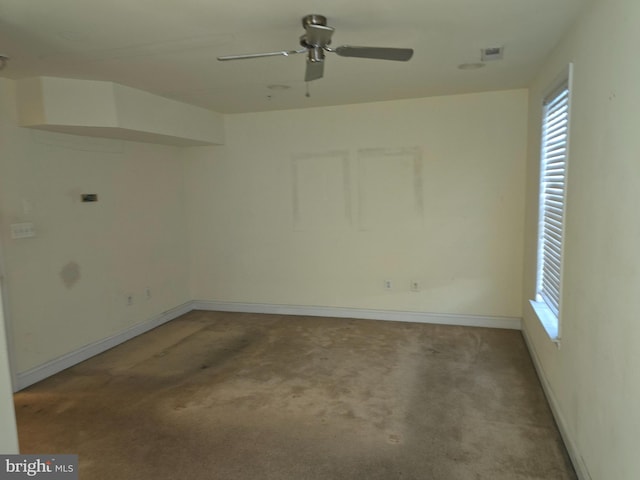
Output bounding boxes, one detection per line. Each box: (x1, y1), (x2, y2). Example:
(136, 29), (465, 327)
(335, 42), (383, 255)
(529, 300), (561, 346)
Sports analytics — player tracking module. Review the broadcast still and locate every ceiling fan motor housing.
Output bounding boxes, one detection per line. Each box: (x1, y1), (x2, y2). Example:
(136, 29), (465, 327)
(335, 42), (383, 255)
(300, 14), (334, 54)
(307, 47), (325, 63)
(302, 14), (327, 28)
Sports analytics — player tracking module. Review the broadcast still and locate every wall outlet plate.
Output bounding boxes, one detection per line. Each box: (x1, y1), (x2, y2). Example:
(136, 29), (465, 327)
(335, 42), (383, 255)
(11, 223), (35, 239)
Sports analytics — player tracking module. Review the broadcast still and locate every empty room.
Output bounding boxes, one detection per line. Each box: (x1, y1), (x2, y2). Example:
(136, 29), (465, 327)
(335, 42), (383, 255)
(0, 0), (638, 478)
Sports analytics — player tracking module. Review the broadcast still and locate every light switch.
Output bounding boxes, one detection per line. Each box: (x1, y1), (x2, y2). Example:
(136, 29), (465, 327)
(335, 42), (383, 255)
(10, 223), (36, 239)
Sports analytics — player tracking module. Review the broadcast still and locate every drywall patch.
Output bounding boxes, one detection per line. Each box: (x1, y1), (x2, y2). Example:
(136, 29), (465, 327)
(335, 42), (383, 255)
(60, 261), (81, 289)
(357, 147), (424, 230)
(291, 151), (351, 231)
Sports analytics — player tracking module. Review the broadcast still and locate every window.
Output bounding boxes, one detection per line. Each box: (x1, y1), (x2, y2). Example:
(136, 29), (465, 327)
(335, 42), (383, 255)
(531, 69), (571, 342)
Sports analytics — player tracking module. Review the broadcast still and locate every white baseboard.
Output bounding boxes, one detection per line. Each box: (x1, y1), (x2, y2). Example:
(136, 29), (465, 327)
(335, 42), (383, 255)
(192, 300), (522, 330)
(521, 324), (591, 480)
(14, 301), (521, 391)
(14, 302), (193, 391)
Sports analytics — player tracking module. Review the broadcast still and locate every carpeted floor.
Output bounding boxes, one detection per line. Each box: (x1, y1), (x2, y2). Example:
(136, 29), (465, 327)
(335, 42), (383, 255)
(14, 311), (576, 479)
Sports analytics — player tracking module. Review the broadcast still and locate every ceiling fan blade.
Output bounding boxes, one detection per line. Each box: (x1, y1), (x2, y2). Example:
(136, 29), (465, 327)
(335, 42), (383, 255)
(304, 24), (334, 47)
(334, 46), (414, 61)
(218, 48), (306, 61)
(305, 59), (325, 82)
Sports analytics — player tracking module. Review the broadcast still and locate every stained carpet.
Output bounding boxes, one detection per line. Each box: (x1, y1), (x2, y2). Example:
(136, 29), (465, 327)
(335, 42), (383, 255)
(14, 310), (576, 479)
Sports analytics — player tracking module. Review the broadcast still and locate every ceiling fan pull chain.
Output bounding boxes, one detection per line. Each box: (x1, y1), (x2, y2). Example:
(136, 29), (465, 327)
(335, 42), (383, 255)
(305, 82), (311, 98)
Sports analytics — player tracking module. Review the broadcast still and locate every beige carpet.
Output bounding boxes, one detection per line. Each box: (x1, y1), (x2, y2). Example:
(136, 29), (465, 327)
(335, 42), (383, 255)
(14, 311), (576, 479)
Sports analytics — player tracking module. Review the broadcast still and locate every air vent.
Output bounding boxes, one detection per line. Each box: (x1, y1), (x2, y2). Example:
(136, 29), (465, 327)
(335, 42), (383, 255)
(481, 46), (504, 61)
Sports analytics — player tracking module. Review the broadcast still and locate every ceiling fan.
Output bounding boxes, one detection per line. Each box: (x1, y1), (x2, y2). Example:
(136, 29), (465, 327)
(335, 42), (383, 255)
(217, 14), (414, 82)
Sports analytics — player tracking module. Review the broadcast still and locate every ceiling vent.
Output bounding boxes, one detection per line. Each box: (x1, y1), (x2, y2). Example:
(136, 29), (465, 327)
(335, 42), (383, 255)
(481, 46), (504, 61)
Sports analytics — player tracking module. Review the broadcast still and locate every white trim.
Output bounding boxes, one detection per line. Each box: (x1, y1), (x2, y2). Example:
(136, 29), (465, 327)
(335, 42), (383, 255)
(14, 301), (193, 391)
(542, 63), (574, 106)
(529, 300), (560, 344)
(0, 228), (17, 391)
(521, 323), (592, 480)
(192, 300), (522, 330)
(14, 300), (522, 391)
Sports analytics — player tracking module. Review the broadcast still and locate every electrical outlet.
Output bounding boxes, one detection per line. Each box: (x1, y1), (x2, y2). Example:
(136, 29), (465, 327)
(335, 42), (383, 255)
(126, 294), (134, 306)
(410, 281), (420, 292)
(384, 279), (393, 290)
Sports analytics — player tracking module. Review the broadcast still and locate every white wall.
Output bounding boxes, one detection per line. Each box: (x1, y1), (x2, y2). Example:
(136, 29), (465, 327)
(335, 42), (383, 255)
(0, 78), (191, 374)
(186, 90), (528, 320)
(0, 78), (528, 453)
(522, 0), (640, 478)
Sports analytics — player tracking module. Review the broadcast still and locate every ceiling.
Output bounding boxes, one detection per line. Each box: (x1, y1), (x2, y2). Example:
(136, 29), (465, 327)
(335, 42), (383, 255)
(0, 0), (588, 114)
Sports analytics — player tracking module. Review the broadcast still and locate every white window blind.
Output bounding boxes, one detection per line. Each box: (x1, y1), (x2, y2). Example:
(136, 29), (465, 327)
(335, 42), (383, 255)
(536, 82), (569, 317)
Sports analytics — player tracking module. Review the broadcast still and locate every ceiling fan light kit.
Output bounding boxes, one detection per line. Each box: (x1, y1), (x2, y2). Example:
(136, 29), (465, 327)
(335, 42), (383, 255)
(218, 14), (414, 83)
